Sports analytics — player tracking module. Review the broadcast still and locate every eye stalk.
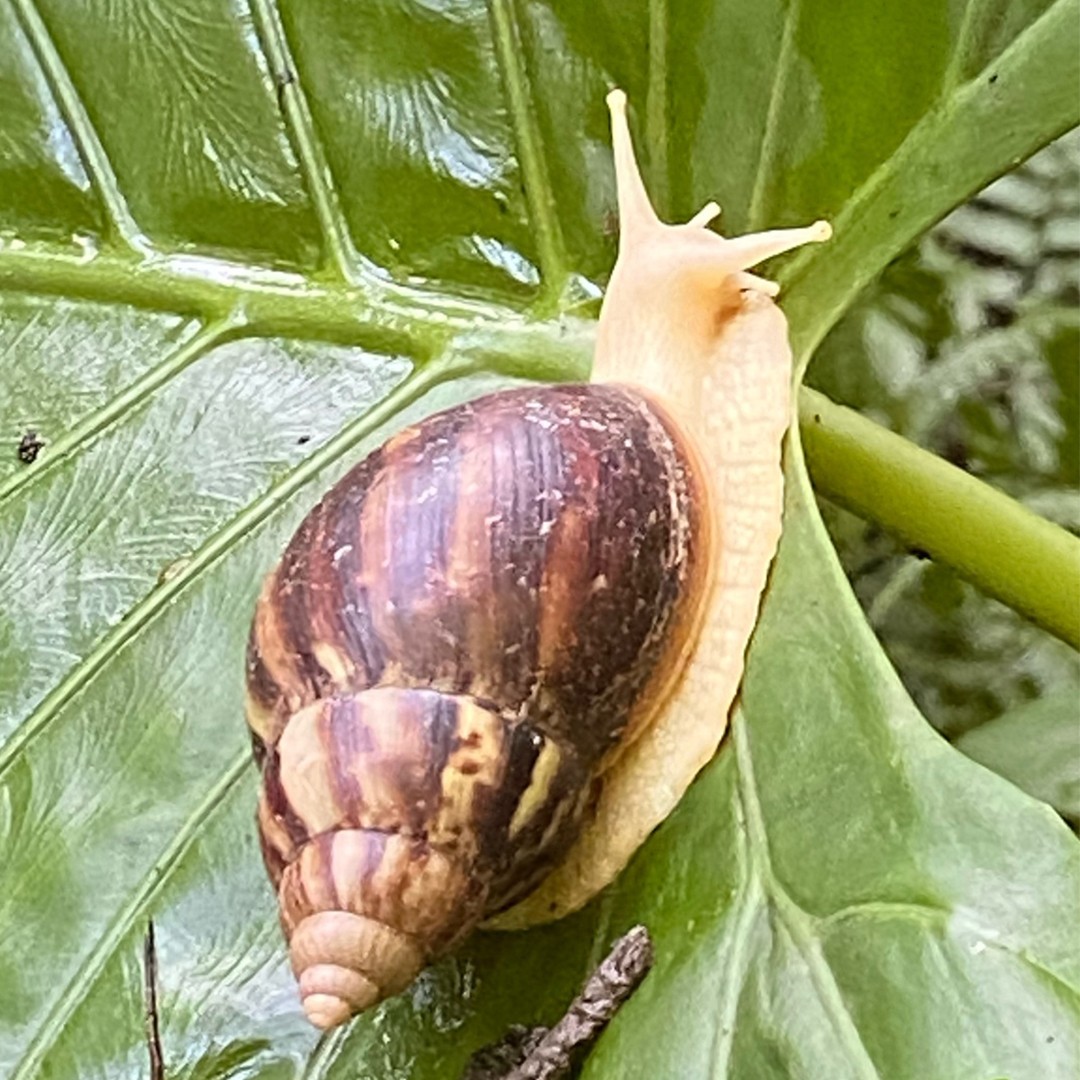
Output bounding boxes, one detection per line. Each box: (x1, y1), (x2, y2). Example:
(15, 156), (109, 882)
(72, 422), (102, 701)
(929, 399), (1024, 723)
(604, 86), (830, 288)
(594, 88), (831, 396)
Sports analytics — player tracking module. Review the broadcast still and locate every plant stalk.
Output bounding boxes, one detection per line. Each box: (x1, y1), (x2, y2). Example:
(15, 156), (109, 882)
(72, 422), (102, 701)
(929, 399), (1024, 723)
(798, 387), (1080, 650)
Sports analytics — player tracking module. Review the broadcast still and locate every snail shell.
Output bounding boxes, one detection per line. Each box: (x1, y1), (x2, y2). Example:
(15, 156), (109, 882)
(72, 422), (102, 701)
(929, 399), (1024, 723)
(245, 89), (830, 1029)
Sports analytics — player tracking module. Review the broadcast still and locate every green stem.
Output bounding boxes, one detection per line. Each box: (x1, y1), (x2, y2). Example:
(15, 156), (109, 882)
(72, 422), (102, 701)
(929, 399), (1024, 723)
(798, 387), (1080, 650)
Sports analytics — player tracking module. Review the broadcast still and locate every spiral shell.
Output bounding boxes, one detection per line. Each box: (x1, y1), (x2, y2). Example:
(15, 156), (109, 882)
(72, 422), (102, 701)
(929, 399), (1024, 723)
(246, 384), (709, 1026)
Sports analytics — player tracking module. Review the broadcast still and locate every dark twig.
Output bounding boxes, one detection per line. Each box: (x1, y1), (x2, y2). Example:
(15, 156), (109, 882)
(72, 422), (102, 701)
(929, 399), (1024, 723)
(463, 1025), (550, 1080)
(143, 920), (165, 1080)
(463, 925), (654, 1080)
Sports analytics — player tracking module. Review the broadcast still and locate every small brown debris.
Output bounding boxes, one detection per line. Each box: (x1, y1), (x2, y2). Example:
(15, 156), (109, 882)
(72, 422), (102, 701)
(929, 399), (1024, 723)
(17, 430), (45, 464)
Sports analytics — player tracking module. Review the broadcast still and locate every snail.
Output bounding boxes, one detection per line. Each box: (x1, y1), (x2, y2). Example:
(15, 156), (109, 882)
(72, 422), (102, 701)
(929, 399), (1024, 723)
(244, 88), (830, 1030)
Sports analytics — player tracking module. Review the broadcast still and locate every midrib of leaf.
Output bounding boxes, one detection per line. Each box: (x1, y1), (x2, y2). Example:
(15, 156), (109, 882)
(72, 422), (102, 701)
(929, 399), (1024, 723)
(248, 0), (362, 285)
(9, 748), (249, 1080)
(0, 359), (463, 781)
(726, 445), (900, 1080)
(0, 245), (571, 361)
(486, 0), (569, 313)
(0, 316), (242, 508)
(782, 0), (1080, 374)
(7, 0), (147, 254)
(745, 0), (802, 232)
(645, 0), (669, 213)
(733, 711), (882, 1080)
(941, 0), (982, 91)
(703, 784), (762, 1080)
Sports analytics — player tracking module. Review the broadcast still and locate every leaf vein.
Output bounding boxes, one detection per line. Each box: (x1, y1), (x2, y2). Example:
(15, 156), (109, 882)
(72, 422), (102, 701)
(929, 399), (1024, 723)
(302, 1026), (351, 1080)
(6, 0), (148, 254)
(645, 0), (669, 213)
(0, 361), (455, 778)
(0, 244), (544, 355)
(248, 0), (364, 285)
(9, 750), (249, 1080)
(485, 0), (568, 311)
(820, 900), (952, 929)
(0, 316), (240, 510)
(733, 713), (883, 1080)
(707, 783), (764, 1080)
(745, 0), (802, 231)
(985, 939), (1080, 1003)
(942, 0), (982, 92)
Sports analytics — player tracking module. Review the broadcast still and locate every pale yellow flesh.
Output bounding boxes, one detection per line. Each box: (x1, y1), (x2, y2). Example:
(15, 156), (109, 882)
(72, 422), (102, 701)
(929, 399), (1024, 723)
(490, 90), (830, 929)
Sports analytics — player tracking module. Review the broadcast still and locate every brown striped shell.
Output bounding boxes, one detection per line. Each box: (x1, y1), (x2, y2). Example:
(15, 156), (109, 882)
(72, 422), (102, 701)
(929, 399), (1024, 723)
(245, 88), (830, 1030)
(246, 385), (710, 1027)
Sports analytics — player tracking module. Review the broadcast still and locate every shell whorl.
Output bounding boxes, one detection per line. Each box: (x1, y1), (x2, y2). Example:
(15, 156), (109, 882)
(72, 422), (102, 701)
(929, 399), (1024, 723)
(257, 688), (589, 1026)
(245, 383), (710, 1025)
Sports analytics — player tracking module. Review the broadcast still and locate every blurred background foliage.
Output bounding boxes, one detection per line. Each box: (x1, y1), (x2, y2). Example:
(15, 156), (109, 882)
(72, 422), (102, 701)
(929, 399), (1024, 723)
(809, 128), (1080, 825)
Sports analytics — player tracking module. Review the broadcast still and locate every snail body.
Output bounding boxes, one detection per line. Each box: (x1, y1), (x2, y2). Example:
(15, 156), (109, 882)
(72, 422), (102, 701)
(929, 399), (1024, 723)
(245, 90), (830, 1028)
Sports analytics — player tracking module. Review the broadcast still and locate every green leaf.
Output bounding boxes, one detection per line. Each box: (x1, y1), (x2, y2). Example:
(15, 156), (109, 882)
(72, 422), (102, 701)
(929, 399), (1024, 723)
(0, 2), (1076, 1079)
(956, 692), (1080, 825)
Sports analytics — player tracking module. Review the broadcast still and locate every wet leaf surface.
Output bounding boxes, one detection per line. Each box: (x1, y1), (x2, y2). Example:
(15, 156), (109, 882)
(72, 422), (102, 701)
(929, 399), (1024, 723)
(0, 1), (1077, 1077)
